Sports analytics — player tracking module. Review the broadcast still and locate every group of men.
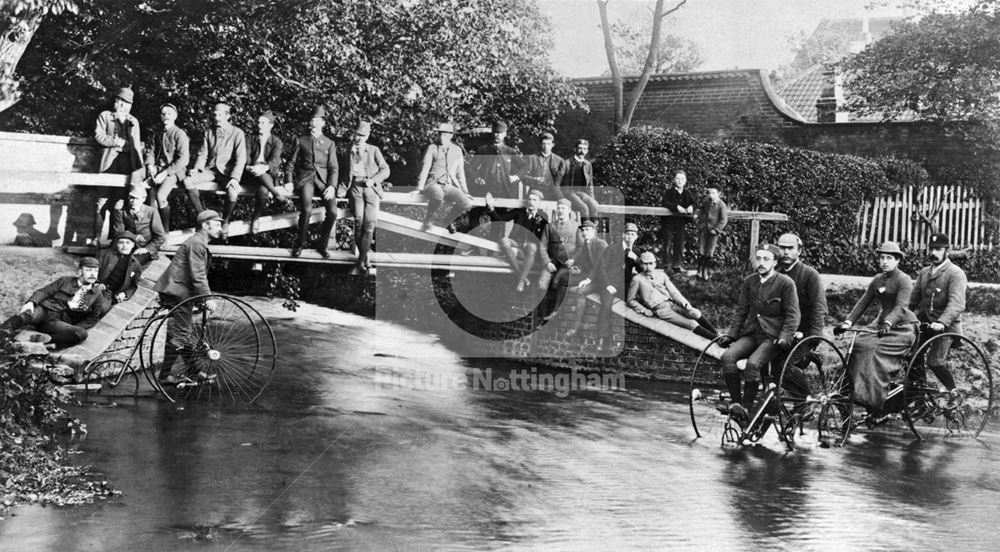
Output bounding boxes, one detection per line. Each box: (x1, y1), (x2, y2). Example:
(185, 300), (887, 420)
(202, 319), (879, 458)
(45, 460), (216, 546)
(94, 88), (389, 275)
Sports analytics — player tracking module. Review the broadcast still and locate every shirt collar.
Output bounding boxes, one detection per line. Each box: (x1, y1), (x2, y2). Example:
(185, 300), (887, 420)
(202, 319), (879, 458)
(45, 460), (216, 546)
(932, 258), (951, 276)
(77, 279), (93, 290)
(780, 260), (799, 273)
(758, 271), (775, 284)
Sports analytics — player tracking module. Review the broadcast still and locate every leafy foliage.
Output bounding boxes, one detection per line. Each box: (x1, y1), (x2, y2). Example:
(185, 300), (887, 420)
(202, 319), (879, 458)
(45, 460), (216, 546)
(1, 0), (583, 154)
(605, 19), (703, 76)
(843, 3), (1000, 148)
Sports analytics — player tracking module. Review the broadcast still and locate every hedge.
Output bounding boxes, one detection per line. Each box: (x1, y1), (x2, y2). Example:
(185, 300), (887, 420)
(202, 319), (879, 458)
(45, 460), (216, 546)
(593, 126), (1000, 280)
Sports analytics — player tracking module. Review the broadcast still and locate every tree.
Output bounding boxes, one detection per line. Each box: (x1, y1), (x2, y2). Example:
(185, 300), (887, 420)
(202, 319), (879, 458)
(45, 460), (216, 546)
(775, 27), (852, 85)
(0, 0), (583, 156)
(0, 0), (80, 112)
(606, 19), (702, 76)
(843, 1), (1000, 147)
(598, 0), (688, 133)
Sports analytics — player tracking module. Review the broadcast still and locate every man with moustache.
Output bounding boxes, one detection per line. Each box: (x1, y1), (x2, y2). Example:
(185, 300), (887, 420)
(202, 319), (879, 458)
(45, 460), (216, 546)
(183, 102), (247, 236)
(565, 220), (616, 351)
(717, 244), (800, 424)
(415, 122), (470, 233)
(111, 185), (165, 265)
(560, 139), (600, 224)
(94, 87), (145, 241)
(284, 106), (340, 258)
(244, 110), (291, 235)
(144, 102), (190, 233)
(908, 233), (967, 392)
(96, 231), (143, 305)
(485, 188), (564, 293)
(342, 121), (391, 275)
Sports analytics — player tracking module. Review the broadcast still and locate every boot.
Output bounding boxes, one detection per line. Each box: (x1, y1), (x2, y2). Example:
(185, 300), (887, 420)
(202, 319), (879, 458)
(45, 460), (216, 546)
(742, 380), (759, 410)
(697, 316), (718, 335)
(693, 325), (718, 340)
(723, 372), (742, 406)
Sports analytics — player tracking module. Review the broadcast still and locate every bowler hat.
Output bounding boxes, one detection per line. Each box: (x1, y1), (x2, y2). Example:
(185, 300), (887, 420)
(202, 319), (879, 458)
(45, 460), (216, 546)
(756, 243), (781, 259)
(928, 233), (950, 248)
(354, 121), (372, 136)
(79, 256), (100, 268)
(624, 222), (639, 234)
(311, 105), (327, 119)
(580, 220), (596, 229)
(434, 122), (456, 133)
(492, 121), (508, 134)
(116, 87), (134, 104)
(115, 230), (137, 243)
(527, 188), (544, 200)
(196, 209), (223, 225)
(13, 213), (36, 227)
(875, 241), (905, 258)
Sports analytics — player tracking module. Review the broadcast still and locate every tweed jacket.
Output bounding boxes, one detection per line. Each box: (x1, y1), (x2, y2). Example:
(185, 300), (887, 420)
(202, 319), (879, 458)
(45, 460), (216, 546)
(95, 111), (143, 172)
(626, 269), (690, 314)
(561, 156), (594, 197)
(112, 204), (166, 257)
(284, 133), (339, 190)
(696, 198), (729, 233)
(246, 133), (284, 178)
(847, 269), (918, 328)
(416, 143), (467, 191)
(549, 217), (581, 259)
(341, 143), (391, 197)
(727, 272), (801, 343)
(523, 153), (566, 199)
(193, 123), (247, 180)
(28, 276), (108, 327)
(97, 248), (143, 301)
(779, 260), (828, 337)
(469, 143), (523, 198)
(909, 259), (967, 334)
(154, 231), (212, 300)
(144, 124), (190, 179)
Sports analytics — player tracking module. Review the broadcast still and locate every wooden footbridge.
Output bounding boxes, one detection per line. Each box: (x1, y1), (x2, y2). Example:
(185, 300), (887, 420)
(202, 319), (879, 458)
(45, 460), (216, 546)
(2, 130), (785, 363)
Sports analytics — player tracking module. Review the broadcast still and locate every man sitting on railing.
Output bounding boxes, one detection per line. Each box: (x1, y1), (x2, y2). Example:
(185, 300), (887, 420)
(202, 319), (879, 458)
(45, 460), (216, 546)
(565, 220), (615, 351)
(284, 106), (340, 259)
(560, 139), (600, 224)
(485, 188), (566, 293)
(94, 87), (145, 242)
(183, 102), (247, 238)
(244, 110), (291, 235)
(342, 121), (391, 276)
(111, 185), (165, 265)
(627, 251), (719, 340)
(415, 122), (470, 233)
(0, 257), (109, 347)
(143, 102), (189, 233)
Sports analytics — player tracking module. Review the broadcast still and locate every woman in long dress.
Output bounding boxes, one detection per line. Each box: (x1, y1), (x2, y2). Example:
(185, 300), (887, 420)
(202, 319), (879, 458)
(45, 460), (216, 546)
(835, 241), (918, 412)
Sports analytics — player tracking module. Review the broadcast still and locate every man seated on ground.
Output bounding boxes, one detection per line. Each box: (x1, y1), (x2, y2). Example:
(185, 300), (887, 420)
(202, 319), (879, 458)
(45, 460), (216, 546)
(565, 220), (615, 351)
(0, 257), (109, 347)
(415, 122), (470, 233)
(627, 251), (719, 340)
(244, 110), (291, 234)
(485, 188), (559, 292)
(717, 244), (800, 424)
(909, 232), (967, 392)
(96, 231), (143, 306)
(111, 185), (165, 265)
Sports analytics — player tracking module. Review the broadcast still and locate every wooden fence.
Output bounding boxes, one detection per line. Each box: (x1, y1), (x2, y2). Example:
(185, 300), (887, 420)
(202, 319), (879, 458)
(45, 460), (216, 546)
(858, 185), (988, 250)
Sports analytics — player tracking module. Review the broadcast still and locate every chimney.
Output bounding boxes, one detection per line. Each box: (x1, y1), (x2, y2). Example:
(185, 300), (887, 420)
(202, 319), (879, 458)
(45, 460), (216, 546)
(815, 64), (849, 123)
(848, 16), (873, 53)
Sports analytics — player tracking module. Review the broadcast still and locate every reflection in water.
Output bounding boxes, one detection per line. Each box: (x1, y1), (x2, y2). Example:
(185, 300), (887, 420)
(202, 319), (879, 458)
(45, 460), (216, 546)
(0, 300), (997, 551)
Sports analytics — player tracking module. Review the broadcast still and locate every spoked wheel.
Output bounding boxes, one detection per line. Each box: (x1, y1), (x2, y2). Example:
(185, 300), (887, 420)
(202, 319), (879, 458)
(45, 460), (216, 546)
(144, 294), (276, 403)
(78, 358), (138, 402)
(777, 336), (854, 448)
(689, 336), (731, 444)
(902, 332), (993, 440)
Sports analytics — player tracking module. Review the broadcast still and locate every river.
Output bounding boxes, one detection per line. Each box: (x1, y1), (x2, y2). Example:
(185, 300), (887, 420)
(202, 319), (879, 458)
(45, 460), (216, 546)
(0, 300), (997, 551)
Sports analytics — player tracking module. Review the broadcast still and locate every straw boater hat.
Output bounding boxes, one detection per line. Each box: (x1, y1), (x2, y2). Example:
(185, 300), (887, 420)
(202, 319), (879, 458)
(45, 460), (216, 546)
(875, 241), (905, 258)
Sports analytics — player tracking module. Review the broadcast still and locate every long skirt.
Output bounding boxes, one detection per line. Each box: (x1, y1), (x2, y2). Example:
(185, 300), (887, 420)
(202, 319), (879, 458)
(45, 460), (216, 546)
(847, 324), (917, 411)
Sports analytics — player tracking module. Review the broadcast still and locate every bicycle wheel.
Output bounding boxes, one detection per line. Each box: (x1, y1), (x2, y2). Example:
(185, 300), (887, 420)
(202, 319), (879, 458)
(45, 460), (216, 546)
(147, 294), (277, 403)
(689, 336), (733, 444)
(903, 333), (993, 439)
(776, 336), (854, 448)
(79, 358), (138, 402)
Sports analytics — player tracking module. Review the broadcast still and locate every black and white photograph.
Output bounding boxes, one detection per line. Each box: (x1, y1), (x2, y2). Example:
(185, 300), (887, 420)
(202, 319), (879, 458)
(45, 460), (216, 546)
(0, 0), (998, 549)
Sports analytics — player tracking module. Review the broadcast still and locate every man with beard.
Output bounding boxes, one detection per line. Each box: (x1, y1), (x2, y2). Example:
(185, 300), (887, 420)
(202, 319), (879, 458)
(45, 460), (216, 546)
(94, 87), (145, 241)
(909, 233), (967, 391)
(96, 231), (143, 305)
(0, 257), (109, 346)
(143, 102), (189, 233)
(284, 106), (339, 258)
(111, 185), (165, 265)
(342, 121), (391, 275)
(717, 244), (800, 424)
(183, 102), (247, 237)
(775, 233), (828, 398)
(627, 251), (719, 339)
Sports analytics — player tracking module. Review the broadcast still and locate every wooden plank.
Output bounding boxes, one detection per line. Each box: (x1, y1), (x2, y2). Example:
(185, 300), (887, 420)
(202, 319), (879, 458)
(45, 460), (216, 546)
(604, 296), (724, 360)
(748, 219), (760, 267)
(163, 207), (337, 246)
(0, 192), (69, 205)
(377, 211), (501, 252)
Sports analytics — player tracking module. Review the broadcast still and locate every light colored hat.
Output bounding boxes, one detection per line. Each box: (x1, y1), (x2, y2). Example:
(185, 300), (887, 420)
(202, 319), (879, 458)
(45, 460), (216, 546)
(355, 121), (372, 136)
(875, 241), (905, 258)
(777, 233), (801, 247)
(128, 186), (148, 199)
(434, 122), (456, 133)
(527, 188), (544, 200)
(116, 87), (134, 104)
(259, 110), (276, 123)
(624, 222), (639, 234)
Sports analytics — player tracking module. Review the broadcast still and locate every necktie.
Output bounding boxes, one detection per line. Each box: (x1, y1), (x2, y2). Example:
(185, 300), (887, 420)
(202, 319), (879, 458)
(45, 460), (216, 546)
(68, 285), (89, 311)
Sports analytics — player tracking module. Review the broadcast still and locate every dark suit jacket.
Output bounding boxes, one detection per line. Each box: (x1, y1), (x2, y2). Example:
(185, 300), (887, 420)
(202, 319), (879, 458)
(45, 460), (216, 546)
(727, 272), (801, 343)
(779, 261), (827, 337)
(112, 204), (166, 258)
(910, 260), (966, 333)
(571, 237), (611, 287)
(97, 248), (143, 302)
(663, 187), (695, 214)
(154, 231), (212, 300)
(848, 269), (918, 328)
(284, 133), (339, 190)
(561, 157), (594, 196)
(523, 153), (566, 199)
(488, 208), (565, 267)
(339, 143), (391, 198)
(246, 133), (284, 178)
(606, 240), (641, 293)
(469, 143), (523, 198)
(29, 276), (108, 328)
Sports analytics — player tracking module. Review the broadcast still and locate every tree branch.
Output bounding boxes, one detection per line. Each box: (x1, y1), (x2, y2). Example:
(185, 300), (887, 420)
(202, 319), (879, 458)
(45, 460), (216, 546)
(597, 0), (623, 129)
(262, 55), (313, 92)
(661, 0), (688, 18)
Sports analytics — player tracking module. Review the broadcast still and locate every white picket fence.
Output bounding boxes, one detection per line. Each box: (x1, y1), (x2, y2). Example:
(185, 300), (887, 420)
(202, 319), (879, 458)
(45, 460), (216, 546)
(858, 185), (988, 250)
